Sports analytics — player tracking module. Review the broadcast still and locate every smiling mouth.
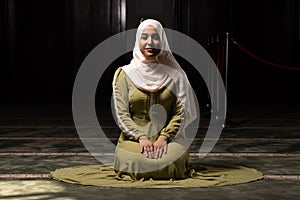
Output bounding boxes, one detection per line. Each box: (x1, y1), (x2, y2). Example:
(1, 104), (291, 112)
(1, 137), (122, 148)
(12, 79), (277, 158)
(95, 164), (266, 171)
(145, 48), (156, 52)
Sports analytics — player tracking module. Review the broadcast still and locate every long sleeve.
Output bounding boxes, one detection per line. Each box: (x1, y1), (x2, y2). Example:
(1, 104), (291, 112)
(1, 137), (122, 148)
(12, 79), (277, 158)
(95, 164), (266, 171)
(112, 68), (147, 141)
(159, 93), (184, 142)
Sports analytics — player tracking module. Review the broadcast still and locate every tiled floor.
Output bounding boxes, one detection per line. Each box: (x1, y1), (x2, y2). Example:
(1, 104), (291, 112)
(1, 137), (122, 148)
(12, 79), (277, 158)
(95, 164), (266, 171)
(0, 103), (300, 199)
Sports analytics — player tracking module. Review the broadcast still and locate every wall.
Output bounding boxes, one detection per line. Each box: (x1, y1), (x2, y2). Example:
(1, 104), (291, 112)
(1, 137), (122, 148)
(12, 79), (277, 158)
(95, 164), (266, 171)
(1, 0), (299, 104)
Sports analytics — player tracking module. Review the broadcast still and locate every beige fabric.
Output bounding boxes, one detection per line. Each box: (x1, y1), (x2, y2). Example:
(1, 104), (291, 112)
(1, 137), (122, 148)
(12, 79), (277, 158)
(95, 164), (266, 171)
(114, 140), (190, 179)
(50, 164), (263, 188)
(113, 68), (184, 142)
(113, 68), (190, 178)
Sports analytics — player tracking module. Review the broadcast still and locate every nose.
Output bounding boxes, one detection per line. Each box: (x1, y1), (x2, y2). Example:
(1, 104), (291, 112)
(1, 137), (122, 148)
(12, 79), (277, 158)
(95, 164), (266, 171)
(146, 37), (154, 45)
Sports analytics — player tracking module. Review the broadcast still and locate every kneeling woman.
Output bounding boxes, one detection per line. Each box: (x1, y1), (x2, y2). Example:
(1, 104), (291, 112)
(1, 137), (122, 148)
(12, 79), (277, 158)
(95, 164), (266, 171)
(112, 19), (197, 180)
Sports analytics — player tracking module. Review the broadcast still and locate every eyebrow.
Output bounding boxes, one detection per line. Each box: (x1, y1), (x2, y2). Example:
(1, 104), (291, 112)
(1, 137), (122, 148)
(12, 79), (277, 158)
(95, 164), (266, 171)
(141, 33), (159, 36)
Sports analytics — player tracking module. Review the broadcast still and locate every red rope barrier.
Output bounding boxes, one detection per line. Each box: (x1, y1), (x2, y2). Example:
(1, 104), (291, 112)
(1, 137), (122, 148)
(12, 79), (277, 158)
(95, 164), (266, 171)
(232, 40), (300, 71)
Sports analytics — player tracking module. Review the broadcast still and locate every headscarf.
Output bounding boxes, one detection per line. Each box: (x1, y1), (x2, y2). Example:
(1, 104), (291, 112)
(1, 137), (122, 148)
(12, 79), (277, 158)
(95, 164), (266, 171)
(122, 19), (197, 127)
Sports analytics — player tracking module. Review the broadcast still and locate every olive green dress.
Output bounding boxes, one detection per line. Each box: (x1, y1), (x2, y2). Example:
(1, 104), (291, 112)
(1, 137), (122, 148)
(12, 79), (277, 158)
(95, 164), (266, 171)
(113, 68), (191, 180)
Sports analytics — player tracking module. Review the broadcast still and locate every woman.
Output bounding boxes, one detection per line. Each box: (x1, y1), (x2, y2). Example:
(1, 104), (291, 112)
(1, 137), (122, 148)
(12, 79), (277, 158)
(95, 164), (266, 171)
(112, 19), (197, 180)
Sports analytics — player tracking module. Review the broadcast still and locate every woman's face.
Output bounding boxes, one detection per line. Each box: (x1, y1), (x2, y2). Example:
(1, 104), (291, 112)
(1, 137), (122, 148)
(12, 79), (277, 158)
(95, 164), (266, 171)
(139, 25), (161, 59)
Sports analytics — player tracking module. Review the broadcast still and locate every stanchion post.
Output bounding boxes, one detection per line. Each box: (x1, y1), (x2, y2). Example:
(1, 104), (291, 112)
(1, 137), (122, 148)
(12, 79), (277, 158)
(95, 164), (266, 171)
(225, 32), (229, 94)
(224, 32), (240, 128)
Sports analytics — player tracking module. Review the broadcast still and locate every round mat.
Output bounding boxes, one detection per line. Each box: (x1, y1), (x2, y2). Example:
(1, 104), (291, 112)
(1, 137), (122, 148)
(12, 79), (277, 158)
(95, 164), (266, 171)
(50, 164), (263, 188)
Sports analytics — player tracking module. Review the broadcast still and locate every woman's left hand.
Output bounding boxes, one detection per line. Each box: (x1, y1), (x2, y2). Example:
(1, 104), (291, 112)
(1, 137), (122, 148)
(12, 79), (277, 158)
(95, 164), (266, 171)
(153, 135), (168, 159)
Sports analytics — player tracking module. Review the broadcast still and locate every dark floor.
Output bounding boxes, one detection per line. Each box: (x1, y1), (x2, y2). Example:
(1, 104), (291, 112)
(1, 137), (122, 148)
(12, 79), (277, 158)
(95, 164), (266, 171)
(0, 103), (300, 200)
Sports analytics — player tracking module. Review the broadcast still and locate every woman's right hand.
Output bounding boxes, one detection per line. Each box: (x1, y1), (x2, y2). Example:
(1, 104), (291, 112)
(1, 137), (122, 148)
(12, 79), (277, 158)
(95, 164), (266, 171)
(138, 136), (154, 158)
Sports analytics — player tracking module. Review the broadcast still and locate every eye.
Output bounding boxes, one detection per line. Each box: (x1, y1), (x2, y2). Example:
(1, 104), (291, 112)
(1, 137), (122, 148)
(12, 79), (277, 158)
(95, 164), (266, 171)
(151, 34), (160, 41)
(141, 34), (148, 40)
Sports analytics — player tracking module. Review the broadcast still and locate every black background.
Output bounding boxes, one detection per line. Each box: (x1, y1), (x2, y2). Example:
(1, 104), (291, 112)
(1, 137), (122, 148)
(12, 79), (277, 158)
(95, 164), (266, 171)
(1, 0), (299, 106)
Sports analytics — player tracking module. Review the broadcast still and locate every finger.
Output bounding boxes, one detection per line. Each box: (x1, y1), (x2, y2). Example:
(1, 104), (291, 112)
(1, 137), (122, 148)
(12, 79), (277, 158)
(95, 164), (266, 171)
(140, 145), (144, 154)
(149, 145), (154, 159)
(155, 148), (160, 159)
(153, 146), (157, 158)
(159, 148), (164, 158)
(144, 146), (149, 157)
(149, 145), (154, 153)
(147, 146), (153, 158)
(164, 145), (168, 154)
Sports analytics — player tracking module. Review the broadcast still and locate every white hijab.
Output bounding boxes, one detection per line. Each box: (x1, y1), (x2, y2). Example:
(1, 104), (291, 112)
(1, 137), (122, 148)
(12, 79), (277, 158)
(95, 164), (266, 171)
(122, 19), (197, 127)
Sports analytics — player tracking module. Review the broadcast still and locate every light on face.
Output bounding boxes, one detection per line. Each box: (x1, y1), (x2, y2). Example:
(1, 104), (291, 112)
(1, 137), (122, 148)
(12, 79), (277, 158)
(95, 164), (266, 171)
(139, 25), (161, 58)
